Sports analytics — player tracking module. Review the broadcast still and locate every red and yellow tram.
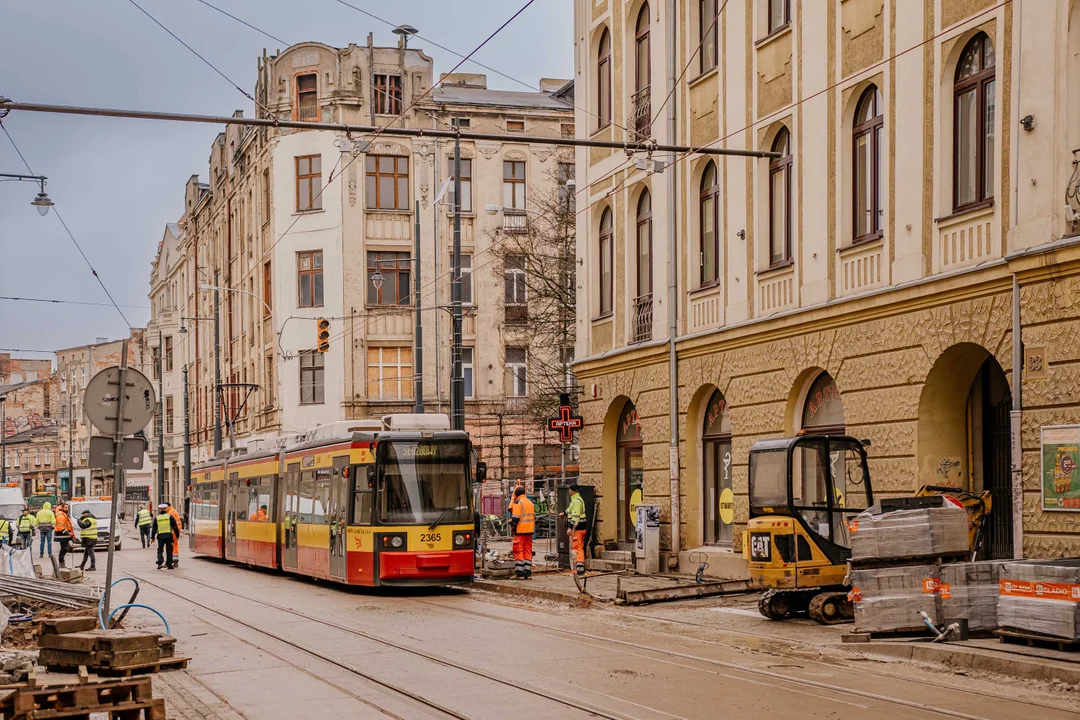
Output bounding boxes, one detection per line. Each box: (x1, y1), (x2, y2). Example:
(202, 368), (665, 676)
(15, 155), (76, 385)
(191, 415), (479, 587)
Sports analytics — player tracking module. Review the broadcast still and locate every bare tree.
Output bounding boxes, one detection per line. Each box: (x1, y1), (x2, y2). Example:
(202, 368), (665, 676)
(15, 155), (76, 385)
(490, 159), (577, 425)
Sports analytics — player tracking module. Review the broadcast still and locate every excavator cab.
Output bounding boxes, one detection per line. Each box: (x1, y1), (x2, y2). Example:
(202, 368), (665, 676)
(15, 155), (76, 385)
(746, 435), (874, 623)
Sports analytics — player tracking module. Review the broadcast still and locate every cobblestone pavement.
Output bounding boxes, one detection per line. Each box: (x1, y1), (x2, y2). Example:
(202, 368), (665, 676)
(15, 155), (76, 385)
(97, 531), (1078, 720)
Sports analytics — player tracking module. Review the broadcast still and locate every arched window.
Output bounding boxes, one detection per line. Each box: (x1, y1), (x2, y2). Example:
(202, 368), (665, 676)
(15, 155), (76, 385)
(634, 191), (653, 342)
(954, 33), (995, 210)
(801, 371), (845, 434)
(599, 208), (613, 316)
(634, 6), (652, 138)
(769, 128), (792, 266)
(597, 29), (611, 130)
(699, 162), (719, 285)
(853, 85), (883, 243)
(700, 0), (718, 73)
(636, 191), (652, 297)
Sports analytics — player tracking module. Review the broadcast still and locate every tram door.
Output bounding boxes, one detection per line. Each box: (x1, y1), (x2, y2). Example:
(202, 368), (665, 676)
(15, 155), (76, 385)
(225, 474), (238, 559)
(283, 463), (299, 571)
(329, 456), (349, 581)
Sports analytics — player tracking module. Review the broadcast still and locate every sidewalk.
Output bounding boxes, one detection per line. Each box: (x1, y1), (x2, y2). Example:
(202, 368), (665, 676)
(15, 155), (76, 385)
(469, 570), (1080, 688)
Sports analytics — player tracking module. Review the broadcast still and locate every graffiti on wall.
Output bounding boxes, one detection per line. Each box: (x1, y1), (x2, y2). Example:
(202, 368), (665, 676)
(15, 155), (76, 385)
(935, 457), (962, 481)
(3, 413), (57, 438)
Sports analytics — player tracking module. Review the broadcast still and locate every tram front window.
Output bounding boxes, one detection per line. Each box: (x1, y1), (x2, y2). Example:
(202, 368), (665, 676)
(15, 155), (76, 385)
(378, 441), (471, 525)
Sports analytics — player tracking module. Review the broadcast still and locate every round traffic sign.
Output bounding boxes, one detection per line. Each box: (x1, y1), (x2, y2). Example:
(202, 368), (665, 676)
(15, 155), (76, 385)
(83, 366), (156, 435)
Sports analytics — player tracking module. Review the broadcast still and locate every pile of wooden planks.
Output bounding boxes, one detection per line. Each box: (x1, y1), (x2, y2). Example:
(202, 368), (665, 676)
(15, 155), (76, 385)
(0, 676), (165, 719)
(37, 620), (187, 678)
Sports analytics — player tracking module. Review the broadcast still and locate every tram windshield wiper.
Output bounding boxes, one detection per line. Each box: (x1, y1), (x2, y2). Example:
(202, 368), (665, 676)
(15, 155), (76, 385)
(428, 494), (463, 530)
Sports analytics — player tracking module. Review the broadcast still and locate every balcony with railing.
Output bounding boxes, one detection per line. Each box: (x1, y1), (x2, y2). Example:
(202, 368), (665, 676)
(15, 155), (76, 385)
(633, 293), (653, 343)
(631, 87), (651, 140)
(504, 303), (528, 325)
(297, 102), (319, 122)
(502, 210), (528, 234)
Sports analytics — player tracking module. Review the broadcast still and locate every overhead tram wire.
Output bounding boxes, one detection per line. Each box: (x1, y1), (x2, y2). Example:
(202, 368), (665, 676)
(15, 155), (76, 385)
(0, 123), (134, 330)
(190, 0), (288, 46)
(0, 296), (148, 309)
(124, 0), (272, 115)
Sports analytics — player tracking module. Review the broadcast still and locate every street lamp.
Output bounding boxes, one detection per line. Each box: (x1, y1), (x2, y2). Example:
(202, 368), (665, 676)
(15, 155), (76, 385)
(1, 173), (52, 216)
(200, 284), (272, 317)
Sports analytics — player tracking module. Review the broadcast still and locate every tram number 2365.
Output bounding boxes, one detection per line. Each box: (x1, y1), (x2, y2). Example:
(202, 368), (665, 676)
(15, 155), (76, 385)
(419, 533), (442, 543)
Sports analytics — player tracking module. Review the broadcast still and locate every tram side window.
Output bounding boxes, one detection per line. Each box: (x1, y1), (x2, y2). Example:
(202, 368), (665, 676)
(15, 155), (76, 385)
(210, 483), (221, 521)
(352, 465), (373, 525)
(314, 472), (330, 524)
(247, 478), (270, 521)
(300, 471), (316, 523)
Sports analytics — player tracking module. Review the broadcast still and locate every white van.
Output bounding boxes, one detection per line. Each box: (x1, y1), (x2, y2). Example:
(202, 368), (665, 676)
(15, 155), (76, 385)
(0, 485), (25, 543)
(69, 497), (121, 551)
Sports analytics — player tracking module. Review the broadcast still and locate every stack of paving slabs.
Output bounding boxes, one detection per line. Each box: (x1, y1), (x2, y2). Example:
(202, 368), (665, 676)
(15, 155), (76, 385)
(0, 675), (166, 719)
(938, 560), (1015, 632)
(849, 505), (969, 561)
(38, 627), (184, 676)
(850, 564), (941, 633)
(997, 559), (1080, 640)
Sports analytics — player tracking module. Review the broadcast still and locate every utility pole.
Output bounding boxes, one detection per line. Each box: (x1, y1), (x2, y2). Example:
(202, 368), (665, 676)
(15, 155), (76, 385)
(413, 200), (424, 413)
(102, 340), (129, 623)
(182, 365), (191, 512)
(157, 330), (165, 504)
(450, 134), (464, 431)
(67, 395), (74, 497)
(0, 394), (6, 486)
(212, 271), (222, 455)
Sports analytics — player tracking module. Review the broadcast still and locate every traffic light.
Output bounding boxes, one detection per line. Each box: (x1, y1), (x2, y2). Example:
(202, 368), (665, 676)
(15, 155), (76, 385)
(316, 318), (330, 353)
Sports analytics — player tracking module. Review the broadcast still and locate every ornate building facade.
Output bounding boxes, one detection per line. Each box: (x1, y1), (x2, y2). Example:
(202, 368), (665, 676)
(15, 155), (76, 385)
(573, 0), (1080, 569)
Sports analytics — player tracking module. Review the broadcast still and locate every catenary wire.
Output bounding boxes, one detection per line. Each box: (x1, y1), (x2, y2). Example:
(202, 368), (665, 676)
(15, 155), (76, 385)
(124, 0), (271, 115)
(0, 295), (148, 309)
(647, 0), (729, 128)
(0, 123), (135, 330)
(191, 0), (288, 46)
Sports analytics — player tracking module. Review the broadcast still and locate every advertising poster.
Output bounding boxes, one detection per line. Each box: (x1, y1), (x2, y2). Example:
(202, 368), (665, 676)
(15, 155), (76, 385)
(1041, 425), (1080, 511)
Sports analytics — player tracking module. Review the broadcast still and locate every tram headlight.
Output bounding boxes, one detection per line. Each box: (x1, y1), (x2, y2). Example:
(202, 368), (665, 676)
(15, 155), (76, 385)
(453, 531), (473, 548)
(379, 533), (407, 550)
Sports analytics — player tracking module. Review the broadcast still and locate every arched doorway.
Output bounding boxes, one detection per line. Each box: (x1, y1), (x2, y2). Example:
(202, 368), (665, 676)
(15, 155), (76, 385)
(616, 401), (643, 544)
(918, 344), (1012, 559)
(801, 371), (845, 435)
(702, 390), (733, 545)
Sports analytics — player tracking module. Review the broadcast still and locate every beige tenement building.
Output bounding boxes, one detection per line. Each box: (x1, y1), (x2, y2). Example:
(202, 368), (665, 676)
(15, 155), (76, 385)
(573, 0), (1080, 570)
(148, 37), (578, 496)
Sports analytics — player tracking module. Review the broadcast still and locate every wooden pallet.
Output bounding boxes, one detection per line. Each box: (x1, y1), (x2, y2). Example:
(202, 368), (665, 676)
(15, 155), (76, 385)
(82, 657), (190, 679)
(23, 697), (165, 719)
(849, 552), (969, 569)
(997, 628), (1080, 653)
(7, 677), (161, 719)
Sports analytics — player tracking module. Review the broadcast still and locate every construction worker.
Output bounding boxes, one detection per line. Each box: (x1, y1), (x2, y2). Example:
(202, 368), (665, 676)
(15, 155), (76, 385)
(155, 503), (181, 569)
(135, 502), (153, 548)
(561, 483), (587, 575)
(249, 504), (268, 522)
(35, 501), (56, 558)
(16, 507), (36, 549)
(0, 515), (11, 547)
(508, 487), (536, 579)
(166, 503), (182, 567)
(54, 503), (74, 568)
(77, 509), (98, 571)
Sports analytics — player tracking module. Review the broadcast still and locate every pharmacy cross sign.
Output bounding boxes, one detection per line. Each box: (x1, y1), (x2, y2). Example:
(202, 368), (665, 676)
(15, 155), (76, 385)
(548, 393), (583, 443)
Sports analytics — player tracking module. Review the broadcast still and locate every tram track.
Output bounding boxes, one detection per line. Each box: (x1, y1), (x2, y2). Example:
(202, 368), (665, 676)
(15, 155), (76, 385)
(132, 565), (1040, 720)
(407, 595), (1080, 717)
(125, 569), (667, 720)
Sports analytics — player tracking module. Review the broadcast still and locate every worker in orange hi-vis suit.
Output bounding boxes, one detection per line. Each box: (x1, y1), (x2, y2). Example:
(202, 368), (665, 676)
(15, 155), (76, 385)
(508, 487), (536, 579)
(166, 503), (183, 567)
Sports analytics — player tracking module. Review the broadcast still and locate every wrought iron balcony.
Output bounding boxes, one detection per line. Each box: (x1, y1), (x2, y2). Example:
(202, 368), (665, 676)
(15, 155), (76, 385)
(633, 293), (653, 343)
(502, 210), (528, 234)
(297, 103), (319, 122)
(631, 87), (652, 140)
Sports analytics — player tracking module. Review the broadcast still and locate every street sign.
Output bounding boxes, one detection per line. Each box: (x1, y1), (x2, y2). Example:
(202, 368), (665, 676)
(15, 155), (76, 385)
(89, 435), (146, 471)
(547, 393), (583, 443)
(83, 366), (155, 436)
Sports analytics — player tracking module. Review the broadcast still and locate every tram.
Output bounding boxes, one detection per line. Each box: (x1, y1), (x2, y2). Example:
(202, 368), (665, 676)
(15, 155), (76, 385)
(191, 414), (481, 587)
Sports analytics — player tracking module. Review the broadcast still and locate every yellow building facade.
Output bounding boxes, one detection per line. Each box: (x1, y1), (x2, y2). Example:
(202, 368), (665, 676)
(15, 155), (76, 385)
(573, 0), (1080, 569)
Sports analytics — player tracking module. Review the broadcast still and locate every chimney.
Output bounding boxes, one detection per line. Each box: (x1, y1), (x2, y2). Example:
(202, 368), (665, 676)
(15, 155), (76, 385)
(540, 78), (571, 93)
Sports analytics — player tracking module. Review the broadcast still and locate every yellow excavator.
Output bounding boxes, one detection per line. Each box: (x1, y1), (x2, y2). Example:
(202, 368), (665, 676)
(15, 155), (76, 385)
(745, 435), (873, 624)
(745, 435), (994, 624)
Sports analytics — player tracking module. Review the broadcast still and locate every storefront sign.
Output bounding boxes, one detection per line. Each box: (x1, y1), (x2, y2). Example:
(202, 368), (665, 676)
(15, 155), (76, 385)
(719, 487), (735, 525)
(1041, 425), (1080, 511)
(547, 393), (583, 443)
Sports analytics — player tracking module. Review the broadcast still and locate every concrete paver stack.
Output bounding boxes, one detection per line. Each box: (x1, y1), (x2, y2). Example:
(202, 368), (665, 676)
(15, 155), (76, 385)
(997, 559), (1080, 641)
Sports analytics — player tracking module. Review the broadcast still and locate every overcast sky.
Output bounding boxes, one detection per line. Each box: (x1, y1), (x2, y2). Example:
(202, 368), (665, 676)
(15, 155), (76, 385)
(0, 0), (573, 361)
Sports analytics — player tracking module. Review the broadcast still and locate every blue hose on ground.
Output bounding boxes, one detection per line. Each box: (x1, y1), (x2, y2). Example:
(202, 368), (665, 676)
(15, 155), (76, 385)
(97, 577), (169, 635)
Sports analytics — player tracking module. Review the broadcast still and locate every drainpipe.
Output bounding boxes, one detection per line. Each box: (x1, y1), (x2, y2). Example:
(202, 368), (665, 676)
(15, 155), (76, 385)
(1010, 274), (1024, 558)
(666, 0), (681, 567)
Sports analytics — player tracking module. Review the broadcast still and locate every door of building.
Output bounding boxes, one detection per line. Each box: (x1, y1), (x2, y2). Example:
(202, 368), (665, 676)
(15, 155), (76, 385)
(983, 380), (1013, 559)
(702, 390), (733, 546)
(616, 401), (643, 545)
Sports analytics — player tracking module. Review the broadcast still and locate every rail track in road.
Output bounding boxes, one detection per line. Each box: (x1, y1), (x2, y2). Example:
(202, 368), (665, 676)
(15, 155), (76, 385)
(407, 595), (1080, 718)
(126, 570), (669, 720)
(125, 564), (1067, 720)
